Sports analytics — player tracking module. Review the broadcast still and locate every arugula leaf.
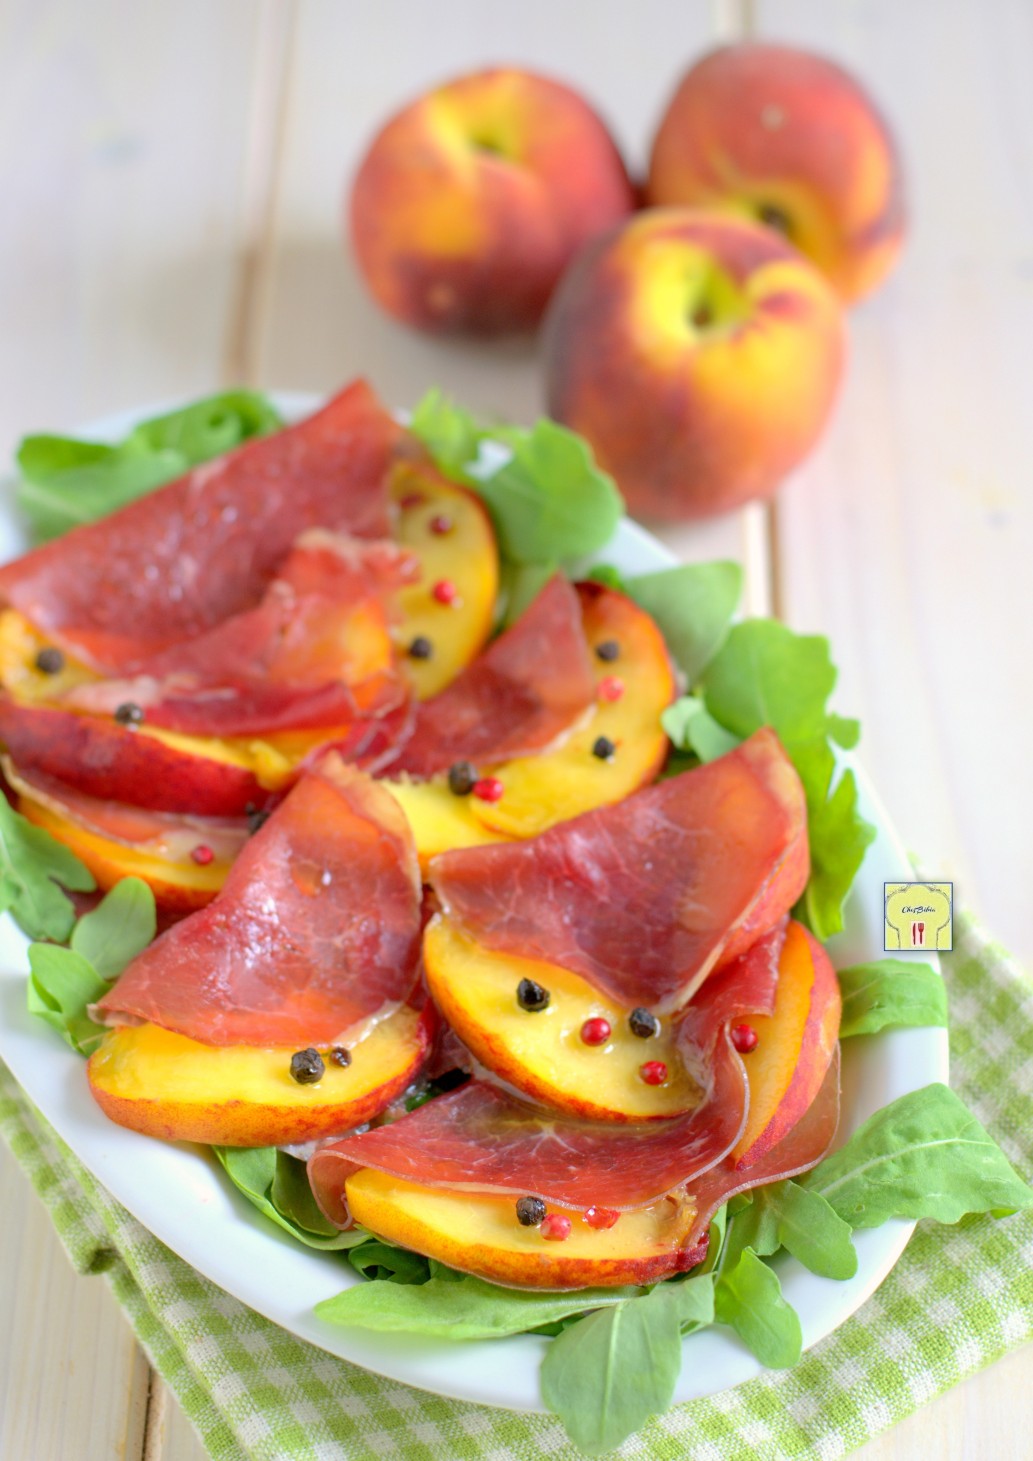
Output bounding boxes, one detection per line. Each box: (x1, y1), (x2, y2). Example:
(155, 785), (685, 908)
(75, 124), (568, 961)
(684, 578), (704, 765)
(408, 392), (624, 566)
(317, 1274), (636, 1340)
(804, 1083), (1033, 1227)
(213, 1147), (367, 1251)
(837, 958), (949, 1038)
(697, 620), (876, 939)
(626, 562), (742, 684)
(17, 390), (283, 540)
(798, 763), (875, 941)
(585, 562), (629, 593)
(0, 797), (94, 941)
(662, 695), (740, 762)
(347, 1239), (432, 1285)
(26, 879), (157, 1054)
(728, 1182), (858, 1281)
(476, 420), (623, 564)
(714, 1247), (802, 1368)
(407, 389), (482, 483)
(26, 945), (109, 1054)
(539, 1280), (707, 1456)
(70, 876), (155, 980)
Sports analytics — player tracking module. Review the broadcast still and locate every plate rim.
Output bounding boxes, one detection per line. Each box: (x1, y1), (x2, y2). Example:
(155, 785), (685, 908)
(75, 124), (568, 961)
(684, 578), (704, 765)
(0, 392), (950, 1414)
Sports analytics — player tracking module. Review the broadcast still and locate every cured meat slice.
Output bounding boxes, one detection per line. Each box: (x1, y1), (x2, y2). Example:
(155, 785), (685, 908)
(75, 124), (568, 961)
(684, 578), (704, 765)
(678, 1046), (841, 1252)
(308, 941), (782, 1224)
(3, 756), (247, 865)
(309, 1055), (743, 1224)
(59, 534), (417, 737)
(385, 576), (596, 779)
(0, 381), (401, 672)
(0, 695), (269, 816)
(96, 757), (422, 1046)
(431, 728), (808, 1013)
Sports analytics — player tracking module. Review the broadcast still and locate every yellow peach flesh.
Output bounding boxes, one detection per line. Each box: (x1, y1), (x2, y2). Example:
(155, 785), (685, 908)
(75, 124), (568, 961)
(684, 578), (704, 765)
(390, 464), (499, 699)
(17, 796), (229, 909)
(423, 917), (701, 1121)
(87, 1005), (427, 1147)
(382, 778), (506, 871)
(345, 1167), (699, 1289)
(470, 585), (673, 839)
(733, 920), (841, 1167)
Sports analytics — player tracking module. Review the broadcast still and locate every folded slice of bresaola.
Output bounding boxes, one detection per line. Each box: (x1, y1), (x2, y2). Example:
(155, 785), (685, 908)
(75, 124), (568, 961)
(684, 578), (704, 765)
(95, 758), (422, 1047)
(308, 935), (784, 1224)
(58, 534), (418, 738)
(384, 575), (597, 779)
(430, 727), (808, 1014)
(0, 380), (401, 673)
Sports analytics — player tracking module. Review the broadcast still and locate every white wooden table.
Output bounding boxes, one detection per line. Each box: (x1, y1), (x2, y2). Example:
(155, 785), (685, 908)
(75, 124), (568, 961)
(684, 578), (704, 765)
(1, 1), (1030, 1456)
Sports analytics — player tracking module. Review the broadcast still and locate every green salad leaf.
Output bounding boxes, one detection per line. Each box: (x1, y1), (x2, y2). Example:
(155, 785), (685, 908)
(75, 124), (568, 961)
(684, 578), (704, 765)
(726, 1181), (858, 1281)
(837, 958), (949, 1038)
(627, 562), (742, 684)
(0, 798), (95, 942)
(26, 877), (157, 1054)
(69, 875), (156, 979)
(714, 1248), (802, 1368)
(16, 390), (283, 540)
(347, 1239), (433, 1285)
(214, 1147), (367, 1251)
(409, 390), (623, 567)
(317, 1274), (635, 1341)
(662, 694), (740, 762)
(804, 1083), (1033, 1227)
(26, 945), (110, 1055)
(407, 389), (482, 482)
(690, 620), (876, 940)
(539, 1277), (713, 1456)
(478, 421), (623, 564)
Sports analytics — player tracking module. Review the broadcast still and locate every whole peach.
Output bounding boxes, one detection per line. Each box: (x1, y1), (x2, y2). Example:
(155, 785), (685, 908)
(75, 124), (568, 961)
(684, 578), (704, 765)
(542, 209), (845, 521)
(647, 43), (905, 304)
(349, 67), (635, 335)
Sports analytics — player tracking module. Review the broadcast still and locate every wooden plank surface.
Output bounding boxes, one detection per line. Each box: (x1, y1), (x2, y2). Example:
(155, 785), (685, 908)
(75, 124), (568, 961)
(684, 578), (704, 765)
(0, 0), (1030, 1456)
(753, 0), (1033, 971)
(0, 1141), (151, 1461)
(0, 2), (271, 1459)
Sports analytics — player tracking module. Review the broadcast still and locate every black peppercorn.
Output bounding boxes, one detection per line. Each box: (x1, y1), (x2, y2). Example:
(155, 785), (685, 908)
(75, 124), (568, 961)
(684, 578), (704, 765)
(114, 702), (144, 727)
(595, 640), (620, 662)
(516, 1195), (547, 1227)
(329, 1046), (351, 1068)
(758, 201), (793, 237)
(516, 978), (550, 1012)
(408, 636), (433, 660)
(592, 735), (616, 760)
(245, 802), (271, 836)
(629, 1007), (660, 1039)
(447, 761), (477, 796)
(289, 1048), (325, 1084)
(34, 647), (65, 675)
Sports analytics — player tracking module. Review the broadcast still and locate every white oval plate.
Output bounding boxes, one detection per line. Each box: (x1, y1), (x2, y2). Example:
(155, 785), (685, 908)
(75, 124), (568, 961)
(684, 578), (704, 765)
(0, 395), (948, 1412)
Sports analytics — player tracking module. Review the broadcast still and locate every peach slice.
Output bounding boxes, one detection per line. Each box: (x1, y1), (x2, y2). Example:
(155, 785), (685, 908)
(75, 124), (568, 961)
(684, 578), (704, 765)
(16, 794), (236, 913)
(87, 1003), (433, 1147)
(423, 916), (701, 1121)
(382, 778), (507, 872)
(732, 920), (841, 1169)
(390, 461), (499, 699)
(469, 581), (674, 838)
(382, 582), (674, 863)
(344, 1168), (702, 1289)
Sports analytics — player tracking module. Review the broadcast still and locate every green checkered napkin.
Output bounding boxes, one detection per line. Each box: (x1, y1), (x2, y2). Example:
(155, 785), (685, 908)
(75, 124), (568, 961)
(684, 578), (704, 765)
(2, 909), (1031, 1461)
